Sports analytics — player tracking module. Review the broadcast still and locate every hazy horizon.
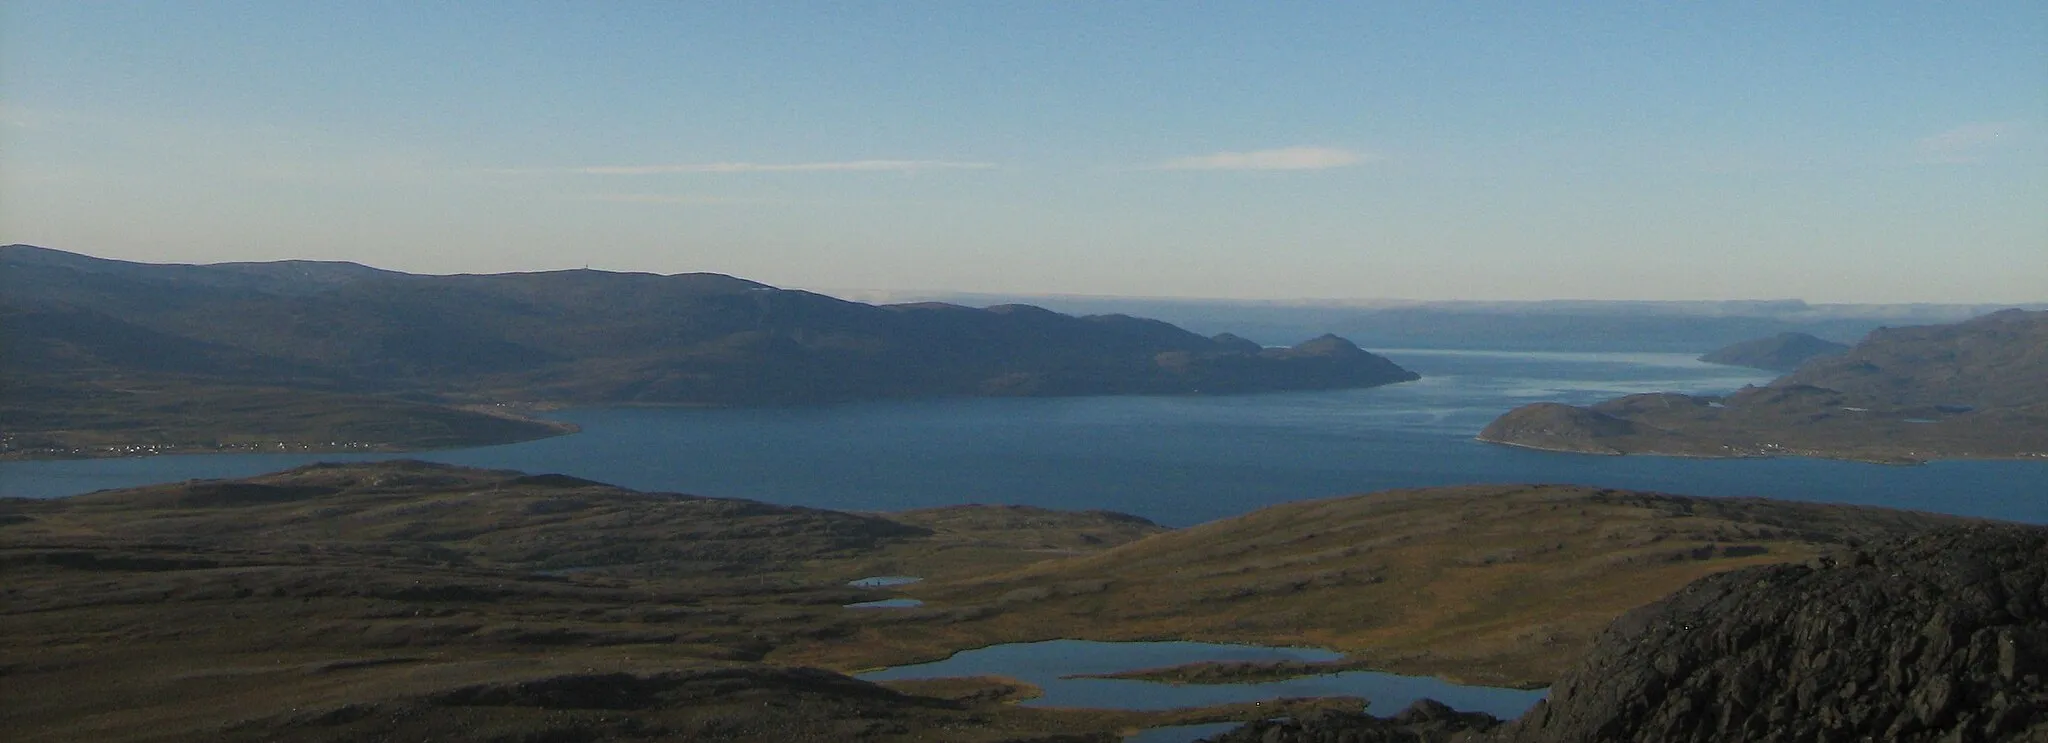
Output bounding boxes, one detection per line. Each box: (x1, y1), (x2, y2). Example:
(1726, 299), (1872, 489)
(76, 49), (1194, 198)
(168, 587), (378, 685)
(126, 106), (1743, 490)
(4, 3), (2043, 303)
(11, 242), (2048, 310)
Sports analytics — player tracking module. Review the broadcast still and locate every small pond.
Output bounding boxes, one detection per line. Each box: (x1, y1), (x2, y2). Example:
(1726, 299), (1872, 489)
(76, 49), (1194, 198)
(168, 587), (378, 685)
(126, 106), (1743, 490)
(856, 639), (1547, 719)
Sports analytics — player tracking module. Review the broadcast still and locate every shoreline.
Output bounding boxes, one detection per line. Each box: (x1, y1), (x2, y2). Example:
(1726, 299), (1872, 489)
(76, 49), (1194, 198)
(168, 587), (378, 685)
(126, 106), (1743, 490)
(0, 418), (581, 463)
(844, 636), (1548, 700)
(1466, 434), (2047, 466)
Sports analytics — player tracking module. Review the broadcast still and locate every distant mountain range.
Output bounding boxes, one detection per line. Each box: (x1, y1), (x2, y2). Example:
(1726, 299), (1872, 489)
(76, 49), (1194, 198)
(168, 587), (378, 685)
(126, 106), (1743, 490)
(0, 245), (1417, 457)
(1479, 309), (2048, 463)
(864, 291), (2045, 352)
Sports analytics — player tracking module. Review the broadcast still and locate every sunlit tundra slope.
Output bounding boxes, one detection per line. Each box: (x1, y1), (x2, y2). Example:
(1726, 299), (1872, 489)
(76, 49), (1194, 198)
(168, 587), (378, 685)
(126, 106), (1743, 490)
(0, 461), (1992, 741)
(0, 245), (1415, 458)
(1480, 309), (2048, 463)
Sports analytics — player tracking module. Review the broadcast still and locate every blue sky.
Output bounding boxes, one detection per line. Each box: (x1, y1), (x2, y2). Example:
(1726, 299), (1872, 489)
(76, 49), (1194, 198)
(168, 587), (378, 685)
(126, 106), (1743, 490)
(3, 2), (2042, 302)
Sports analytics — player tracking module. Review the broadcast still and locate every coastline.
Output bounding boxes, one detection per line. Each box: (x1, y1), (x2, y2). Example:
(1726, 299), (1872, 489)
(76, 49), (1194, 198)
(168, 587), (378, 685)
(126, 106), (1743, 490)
(0, 413), (580, 462)
(1468, 433), (2046, 466)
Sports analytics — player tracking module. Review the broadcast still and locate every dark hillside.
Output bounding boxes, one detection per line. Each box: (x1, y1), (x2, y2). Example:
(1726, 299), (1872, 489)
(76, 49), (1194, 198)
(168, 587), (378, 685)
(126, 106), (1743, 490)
(2, 245), (1417, 404)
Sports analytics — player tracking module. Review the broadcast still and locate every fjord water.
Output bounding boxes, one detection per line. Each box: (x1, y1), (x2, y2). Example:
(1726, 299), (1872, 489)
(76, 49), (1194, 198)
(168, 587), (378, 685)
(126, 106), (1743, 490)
(6, 349), (2044, 525)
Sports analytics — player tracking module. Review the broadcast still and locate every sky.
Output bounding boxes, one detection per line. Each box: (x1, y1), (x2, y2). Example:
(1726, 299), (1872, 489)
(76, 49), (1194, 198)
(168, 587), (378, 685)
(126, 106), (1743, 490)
(2, 2), (2043, 303)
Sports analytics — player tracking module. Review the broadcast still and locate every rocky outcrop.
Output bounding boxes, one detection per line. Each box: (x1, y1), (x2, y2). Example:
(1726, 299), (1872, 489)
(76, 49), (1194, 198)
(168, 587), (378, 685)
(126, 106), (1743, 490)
(1196, 704), (1507, 743)
(1499, 525), (2047, 743)
(1201, 699), (1502, 742)
(1698, 332), (1849, 372)
(1204, 525), (2048, 743)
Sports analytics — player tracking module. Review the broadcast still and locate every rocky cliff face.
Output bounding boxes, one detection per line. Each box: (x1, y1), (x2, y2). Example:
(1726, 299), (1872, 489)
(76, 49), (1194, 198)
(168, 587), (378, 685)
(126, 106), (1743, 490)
(1203, 525), (2048, 743)
(1501, 524), (2046, 742)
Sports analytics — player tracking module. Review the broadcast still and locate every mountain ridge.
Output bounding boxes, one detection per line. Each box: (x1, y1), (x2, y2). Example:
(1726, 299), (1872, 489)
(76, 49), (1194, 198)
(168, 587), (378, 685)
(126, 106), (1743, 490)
(1, 245), (1418, 458)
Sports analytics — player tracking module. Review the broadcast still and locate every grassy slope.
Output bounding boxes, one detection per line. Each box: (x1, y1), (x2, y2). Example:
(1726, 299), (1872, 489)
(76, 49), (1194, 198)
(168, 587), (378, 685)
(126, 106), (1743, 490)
(798, 484), (1970, 686)
(0, 462), (1203, 742)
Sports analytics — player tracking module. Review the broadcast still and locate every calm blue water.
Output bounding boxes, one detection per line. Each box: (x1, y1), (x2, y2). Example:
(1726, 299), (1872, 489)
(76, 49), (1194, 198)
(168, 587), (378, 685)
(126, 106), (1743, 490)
(857, 639), (1547, 717)
(4, 349), (2043, 525)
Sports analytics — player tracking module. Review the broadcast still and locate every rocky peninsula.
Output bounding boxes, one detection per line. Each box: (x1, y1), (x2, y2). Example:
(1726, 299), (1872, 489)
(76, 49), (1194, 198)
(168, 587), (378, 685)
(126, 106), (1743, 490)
(1480, 309), (2048, 463)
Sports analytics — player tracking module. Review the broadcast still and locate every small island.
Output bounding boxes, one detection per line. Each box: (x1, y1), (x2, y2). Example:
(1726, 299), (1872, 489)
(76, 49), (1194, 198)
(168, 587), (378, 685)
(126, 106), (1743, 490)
(1480, 309), (2048, 463)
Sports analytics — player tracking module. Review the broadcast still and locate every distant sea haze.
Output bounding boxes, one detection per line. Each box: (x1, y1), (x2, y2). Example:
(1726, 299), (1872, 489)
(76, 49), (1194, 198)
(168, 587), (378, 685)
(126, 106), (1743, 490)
(8, 349), (2044, 527)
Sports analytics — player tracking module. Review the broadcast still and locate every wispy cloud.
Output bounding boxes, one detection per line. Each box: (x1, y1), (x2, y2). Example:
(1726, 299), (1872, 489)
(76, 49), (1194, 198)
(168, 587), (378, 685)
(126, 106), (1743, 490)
(1154, 146), (1373, 171)
(571, 160), (997, 175)
(1918, 122), (2021, 164)
(576, 193), (765, 205)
